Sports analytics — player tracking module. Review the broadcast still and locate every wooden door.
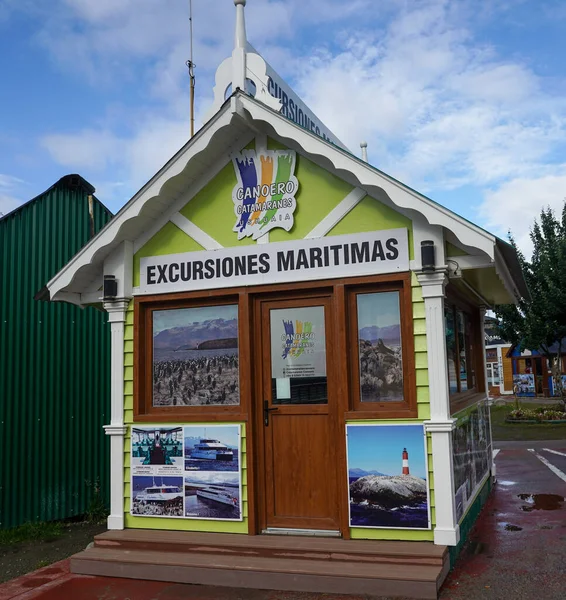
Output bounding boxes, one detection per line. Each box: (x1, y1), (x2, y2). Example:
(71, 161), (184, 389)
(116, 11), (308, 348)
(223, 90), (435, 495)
(256, 294), (340, 533)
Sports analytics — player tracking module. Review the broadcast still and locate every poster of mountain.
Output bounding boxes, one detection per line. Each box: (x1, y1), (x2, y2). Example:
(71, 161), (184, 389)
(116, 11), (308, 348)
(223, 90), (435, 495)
(346, 424), (430, 529)
(152, 305), (239, 407)
(356, 292), (403, 402)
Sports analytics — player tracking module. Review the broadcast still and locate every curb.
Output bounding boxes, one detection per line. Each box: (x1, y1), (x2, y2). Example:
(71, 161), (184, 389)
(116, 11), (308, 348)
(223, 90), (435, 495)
(504, 418), (566, 425)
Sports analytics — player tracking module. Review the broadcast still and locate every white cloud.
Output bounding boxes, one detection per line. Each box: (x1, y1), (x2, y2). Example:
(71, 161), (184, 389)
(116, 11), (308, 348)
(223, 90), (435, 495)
(0, 174), (26, 216)
(291, 0), (566, 201)
(127, 117), (190, 186)
(41, 130), (126, 170)
(24, 0), (566, 259)
(479, 170), (566, 253)
(0, 174), (24, 188)
(0, 194), (22, 217)
(41, 116), (190, 207)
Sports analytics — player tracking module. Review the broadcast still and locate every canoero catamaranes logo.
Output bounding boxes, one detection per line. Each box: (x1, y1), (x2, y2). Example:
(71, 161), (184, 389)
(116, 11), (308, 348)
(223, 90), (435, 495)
(232, 149), (298, 240)
(281, 319), (314, 360)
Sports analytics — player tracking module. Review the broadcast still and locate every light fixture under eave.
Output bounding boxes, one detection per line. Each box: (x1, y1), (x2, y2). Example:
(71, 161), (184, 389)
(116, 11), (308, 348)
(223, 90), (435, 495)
(103, 275), (118, 301)
(421, 240), (436, 272)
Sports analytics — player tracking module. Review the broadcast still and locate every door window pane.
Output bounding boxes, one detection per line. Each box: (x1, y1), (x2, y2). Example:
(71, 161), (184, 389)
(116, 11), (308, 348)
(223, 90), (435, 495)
(152, 305), (239, 407)
(357, 292), (403, 402)
(270, 306), (327, 405)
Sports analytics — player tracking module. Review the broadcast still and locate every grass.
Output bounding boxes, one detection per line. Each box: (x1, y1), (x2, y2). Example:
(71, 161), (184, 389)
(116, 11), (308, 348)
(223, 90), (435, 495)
(490, 401), (566, 441)
(0, 522), (64, 547)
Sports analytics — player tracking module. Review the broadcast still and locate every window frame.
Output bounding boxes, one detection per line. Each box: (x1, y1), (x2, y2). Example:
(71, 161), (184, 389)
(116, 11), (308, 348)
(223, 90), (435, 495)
(444, 286), (486, 409)
(345, 274), (417, 419)
(134, 273), (416, 423)
(134, 290), (247, 422)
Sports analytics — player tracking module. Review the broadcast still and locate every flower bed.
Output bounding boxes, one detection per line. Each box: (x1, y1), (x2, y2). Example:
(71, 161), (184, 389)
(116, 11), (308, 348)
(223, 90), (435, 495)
(506, 407), (566, 424)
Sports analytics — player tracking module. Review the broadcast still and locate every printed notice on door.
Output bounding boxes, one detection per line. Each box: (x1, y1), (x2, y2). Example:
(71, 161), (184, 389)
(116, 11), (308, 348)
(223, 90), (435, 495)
(270, 306), (327, 379)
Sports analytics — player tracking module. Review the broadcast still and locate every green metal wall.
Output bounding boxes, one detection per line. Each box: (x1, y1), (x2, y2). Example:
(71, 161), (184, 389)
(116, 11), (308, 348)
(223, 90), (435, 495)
(0, 176), (112, 529)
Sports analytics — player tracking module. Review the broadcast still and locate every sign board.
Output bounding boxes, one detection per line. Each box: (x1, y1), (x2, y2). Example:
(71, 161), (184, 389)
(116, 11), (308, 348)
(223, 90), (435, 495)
(131, 424), (242, 521)
(138, 229), (409, 295)
(247, 44), (348, 150)
(232, 149), (298, 240)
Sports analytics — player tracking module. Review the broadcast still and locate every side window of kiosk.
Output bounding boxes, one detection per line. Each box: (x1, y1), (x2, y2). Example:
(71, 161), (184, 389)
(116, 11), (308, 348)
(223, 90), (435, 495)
(444, 297), (484, 404)
(135, 296), (243, 421)
(346, 279), (416, 418)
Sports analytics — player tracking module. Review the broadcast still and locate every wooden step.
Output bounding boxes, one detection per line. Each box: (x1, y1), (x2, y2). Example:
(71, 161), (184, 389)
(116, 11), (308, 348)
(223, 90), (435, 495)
(72, 546), (448, 599)
(94, 530), (447, 566)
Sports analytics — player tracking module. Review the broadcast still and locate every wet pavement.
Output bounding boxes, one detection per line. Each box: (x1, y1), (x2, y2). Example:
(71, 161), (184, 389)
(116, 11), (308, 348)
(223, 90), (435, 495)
(1, 440), (565, 600)
(440, 439), (566, 600)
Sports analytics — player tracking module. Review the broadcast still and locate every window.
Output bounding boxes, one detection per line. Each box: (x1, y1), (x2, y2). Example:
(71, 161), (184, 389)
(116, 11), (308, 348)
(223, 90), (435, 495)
(269, 305), (328, 405)
(152, 304), (239, 407)
(445, 307), (458, 394)
(135, 295), (243, 421)
(347, 278), (416, 418)
(444, 297), (483, 398)
(135, 274), (416, 421)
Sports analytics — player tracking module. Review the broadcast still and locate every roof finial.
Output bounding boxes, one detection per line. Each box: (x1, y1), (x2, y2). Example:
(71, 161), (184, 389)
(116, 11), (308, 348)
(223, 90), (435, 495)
(234, 0), (247, 49)
(360, 141), (368, 162)
(232, 0), (247, 91)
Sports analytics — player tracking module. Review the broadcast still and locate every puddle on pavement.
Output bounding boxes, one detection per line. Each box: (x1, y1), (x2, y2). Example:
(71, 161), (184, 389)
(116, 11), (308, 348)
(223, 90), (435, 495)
(503, 523), (523, 531)
(498, 480), (517, 486)
(518, 493), (564, 511)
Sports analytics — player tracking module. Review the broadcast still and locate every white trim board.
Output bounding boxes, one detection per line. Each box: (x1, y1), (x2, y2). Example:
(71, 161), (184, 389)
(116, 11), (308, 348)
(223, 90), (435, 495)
(45, 92), (519, 305)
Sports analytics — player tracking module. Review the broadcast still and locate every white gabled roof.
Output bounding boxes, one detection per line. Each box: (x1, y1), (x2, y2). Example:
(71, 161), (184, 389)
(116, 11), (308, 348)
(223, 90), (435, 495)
(44, 91), (527, 305)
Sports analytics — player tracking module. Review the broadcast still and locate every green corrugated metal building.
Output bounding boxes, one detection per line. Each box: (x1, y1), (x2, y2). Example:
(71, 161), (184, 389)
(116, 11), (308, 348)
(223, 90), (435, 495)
(0, 174), (113, 529)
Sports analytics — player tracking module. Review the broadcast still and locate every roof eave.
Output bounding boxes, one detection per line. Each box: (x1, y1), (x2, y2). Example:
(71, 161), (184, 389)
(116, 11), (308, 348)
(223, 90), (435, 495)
(45, 99), (239, 304)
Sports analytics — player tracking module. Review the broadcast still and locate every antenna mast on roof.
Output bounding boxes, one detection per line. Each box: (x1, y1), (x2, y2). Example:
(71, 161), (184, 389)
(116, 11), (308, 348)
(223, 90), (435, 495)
(186, 0), (196, 137)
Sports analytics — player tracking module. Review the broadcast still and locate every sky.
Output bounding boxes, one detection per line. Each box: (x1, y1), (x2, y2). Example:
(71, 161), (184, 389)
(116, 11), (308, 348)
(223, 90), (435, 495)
(153, 305), (238, 334)
(1, 0), (566, 254)
(358, 292), (400, 329)
(347, 424), (427, 479)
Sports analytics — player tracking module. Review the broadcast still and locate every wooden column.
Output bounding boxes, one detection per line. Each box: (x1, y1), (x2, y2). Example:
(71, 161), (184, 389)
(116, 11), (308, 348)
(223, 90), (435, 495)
(417, 271), (460, 546)
(103, 300), (130, 530)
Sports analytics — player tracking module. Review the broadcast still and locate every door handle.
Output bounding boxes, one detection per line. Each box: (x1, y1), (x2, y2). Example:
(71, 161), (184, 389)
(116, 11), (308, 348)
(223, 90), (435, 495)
(264, 400), (278, 426)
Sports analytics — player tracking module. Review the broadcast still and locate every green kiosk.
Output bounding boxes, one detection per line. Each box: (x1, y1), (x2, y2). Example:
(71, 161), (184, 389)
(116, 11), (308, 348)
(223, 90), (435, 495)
(45, 2), (528, 597)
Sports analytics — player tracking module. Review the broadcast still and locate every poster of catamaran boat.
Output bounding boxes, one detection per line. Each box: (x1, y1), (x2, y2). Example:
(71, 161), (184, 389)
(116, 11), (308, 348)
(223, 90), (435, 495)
(131, 476), (184, 517)
(184, 425), (240, 472)
(346, 424), (430, 530)
(184, 472), (242, 521)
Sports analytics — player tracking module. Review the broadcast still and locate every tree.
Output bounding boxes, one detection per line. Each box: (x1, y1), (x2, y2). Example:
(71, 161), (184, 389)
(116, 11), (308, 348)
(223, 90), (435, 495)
(496, 203), (566, 408)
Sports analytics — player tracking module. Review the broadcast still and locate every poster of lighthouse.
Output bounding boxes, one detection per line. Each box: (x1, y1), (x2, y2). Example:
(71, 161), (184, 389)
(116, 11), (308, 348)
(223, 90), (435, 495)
(346, 424), (430, 529)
